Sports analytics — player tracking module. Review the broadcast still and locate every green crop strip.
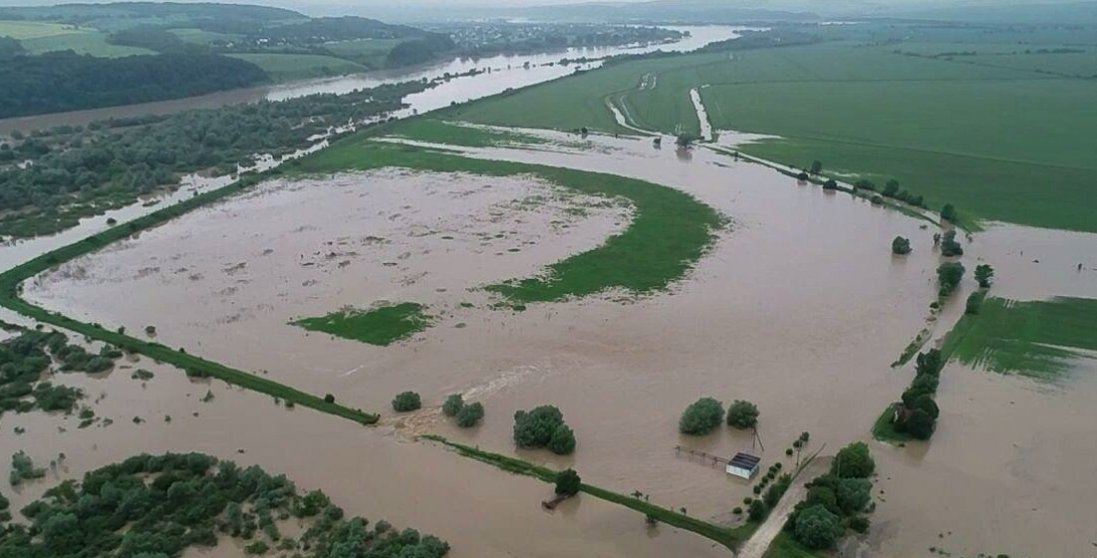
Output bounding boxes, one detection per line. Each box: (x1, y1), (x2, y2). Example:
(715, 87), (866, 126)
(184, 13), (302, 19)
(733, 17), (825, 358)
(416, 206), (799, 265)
(294, 302), (432, 346)
(0, 170), (379, 425)
(292, 139), (724, 306)
(420, 434), (752, 552)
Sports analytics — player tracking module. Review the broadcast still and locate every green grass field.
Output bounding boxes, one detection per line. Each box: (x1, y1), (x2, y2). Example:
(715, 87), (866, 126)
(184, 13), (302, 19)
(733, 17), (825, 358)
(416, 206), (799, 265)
(764, 533), (827, 558)
(324, 38), (405, 69)
(294, 302), (431, 346)
(452, 40), (1097, 232)
(227, 53), (367, 82)
(0, 20), (82, 40)
(169, 27), (243, 45)
(1, 20), (152, 56)
(943, 297), (1097, 379)
(293, 134), (724, 307)
(390, 119), (549, 147)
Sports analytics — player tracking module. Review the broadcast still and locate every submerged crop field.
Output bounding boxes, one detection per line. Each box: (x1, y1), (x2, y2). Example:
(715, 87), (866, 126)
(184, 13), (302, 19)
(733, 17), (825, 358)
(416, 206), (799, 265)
(944, 296), (1097, 379)
(294, 302), (432, 346)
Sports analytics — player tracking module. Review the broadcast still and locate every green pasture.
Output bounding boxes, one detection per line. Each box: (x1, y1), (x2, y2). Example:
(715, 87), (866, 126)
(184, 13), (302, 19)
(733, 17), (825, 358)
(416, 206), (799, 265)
(227, 53), (367, 82)
(294, 303), (431, 346)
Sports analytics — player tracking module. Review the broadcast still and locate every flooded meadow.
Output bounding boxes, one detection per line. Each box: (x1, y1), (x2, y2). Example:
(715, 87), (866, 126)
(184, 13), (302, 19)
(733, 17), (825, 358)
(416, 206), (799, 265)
(16, 131), (1097, 557)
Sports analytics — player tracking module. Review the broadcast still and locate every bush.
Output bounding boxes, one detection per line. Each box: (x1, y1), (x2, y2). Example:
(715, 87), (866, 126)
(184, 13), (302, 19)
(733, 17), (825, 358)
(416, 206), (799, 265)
(548, 424), (577, 455)
(905, 408), (936, 440)
(678, 397), (724, 435)
(806, 486), (840, 515)
(848, 515), (870, 533)
(822, 178), (839, 190)
(940, 203), (957, 222)
(323, 394), (334, 404)
(966, 291), (985, 314)
(455, 402), (484, 428)
(832, 442), (875, 479)
(940, 230), (964, 257)
(793, 504), (844, 549)
(891, 236), (912, 255)
(975, 264), (995, 289)
(835, 478), (872, 514)
(391, 391), (422, 412)
(732, 506), (743, 515)
(726, 400), (759, 429)
(555, 468), (581, 496)
(442, 394), (464, 417)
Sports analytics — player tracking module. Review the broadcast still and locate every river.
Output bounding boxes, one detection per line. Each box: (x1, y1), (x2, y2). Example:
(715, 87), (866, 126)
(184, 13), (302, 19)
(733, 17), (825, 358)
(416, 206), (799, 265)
(0, 26), (749, 136)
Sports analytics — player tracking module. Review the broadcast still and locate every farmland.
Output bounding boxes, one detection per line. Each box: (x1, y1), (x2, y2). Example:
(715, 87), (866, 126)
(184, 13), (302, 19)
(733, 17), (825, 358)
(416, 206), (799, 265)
(227, 52), (368, 82)
(453, 33), (1097, 232)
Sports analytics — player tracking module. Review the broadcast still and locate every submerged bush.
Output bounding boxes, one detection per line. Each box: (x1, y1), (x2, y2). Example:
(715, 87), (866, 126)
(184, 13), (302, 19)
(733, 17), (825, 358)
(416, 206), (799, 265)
(891, 236), (912, 255)
(514, 405), (575, 454)
(392, 391), (422, 412)
(726, 400), (760, 429)
(442, 394), (464, 417)
(455, 402), (484, 428)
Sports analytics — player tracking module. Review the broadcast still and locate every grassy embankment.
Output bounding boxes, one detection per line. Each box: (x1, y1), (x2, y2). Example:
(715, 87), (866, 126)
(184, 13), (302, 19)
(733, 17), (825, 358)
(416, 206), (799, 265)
(292, 135), (725, 307)
(294, 302), (432, 346)
(452, 40), (1097, 232)
(0, 171), (379, 425)
(388, 118), (551, 148)
(420, 434), (753, 552)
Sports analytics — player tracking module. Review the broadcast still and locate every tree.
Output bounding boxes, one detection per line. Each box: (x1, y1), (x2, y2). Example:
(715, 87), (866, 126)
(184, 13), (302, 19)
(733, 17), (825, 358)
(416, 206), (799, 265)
(809, 160), (823, 175)
(548, 424), (577, 455)
(391, 391), (422, 412)
(905, 408), (937, 440)
(974, 264), (995, 288)
(822, 178), (838, 190)
(891, 236), (912, 255)
(726, 400), (759, 429)
(805, 485), (840, 515)
(834, 478), (872, 514)
(675, 134), (696, 148)
(793, 504), (844, 549)
(555, 468), (581, 496)
(832, 442), (874, 479)
(678, 397), (724, 435)
(937, 262), (966, 297)
(940, 230), (963, 257)
(940, 203), (957, 222)
(513, 405), (569, 450)
(747, 499), (767, 521)
(442, 394), (464, 417)
(966, 291), (985, 314)
(455, 402), (484, 428)
(883, 179), (900, 197)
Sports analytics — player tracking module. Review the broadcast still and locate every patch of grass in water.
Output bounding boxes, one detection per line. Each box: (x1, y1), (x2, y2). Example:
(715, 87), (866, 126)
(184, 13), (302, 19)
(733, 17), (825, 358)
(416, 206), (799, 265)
(943, 297), (1097, 380)
(294, 302), (430, 346)
(871, 402), (911, 444)
(293, 139), (724, 306)
(765, 532), (828, 558)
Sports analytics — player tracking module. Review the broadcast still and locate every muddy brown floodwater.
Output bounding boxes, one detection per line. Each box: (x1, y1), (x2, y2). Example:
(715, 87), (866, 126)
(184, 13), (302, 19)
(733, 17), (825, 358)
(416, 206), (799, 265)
(21, 131), (1097, 557)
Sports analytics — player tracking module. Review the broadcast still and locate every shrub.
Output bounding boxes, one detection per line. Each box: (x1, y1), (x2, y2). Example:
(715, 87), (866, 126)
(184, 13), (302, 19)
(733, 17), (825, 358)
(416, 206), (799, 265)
(974, 264), (995, 289)
(793, 504), (844, 549)
(548, 424), (577, 455)
(940, 203), (957, 222)
(892, 236), (912, 255)
(678, 397), (724, 435)
(391, 391), (422, 412)
(555, 468), (581, 496)
(883, 179), (900, 197)
(323, 394), (334, 404)
(732, 507), (743, 515)
(455, 402), (484, 428)
(848, 515), (870, 533)
(806, 486), (840, 515)
(835, 478), (872, 514)
(905, 408), (937, 440)
(832, 442), (875, 479)
(822, 178), (838, 190)
(442, 394), (464, 417)
(786, 448), (794, 456)
(726, 400), (759, 429)
(940, 230), (964, 257)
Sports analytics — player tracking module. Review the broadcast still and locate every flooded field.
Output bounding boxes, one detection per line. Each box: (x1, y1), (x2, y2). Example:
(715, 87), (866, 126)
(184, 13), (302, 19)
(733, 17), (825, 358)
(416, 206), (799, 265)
(21, 131), (1097, 557)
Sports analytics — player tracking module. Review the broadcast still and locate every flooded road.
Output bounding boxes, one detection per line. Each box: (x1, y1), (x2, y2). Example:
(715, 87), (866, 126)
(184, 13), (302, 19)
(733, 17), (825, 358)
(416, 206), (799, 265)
(0, 26), (751, 136)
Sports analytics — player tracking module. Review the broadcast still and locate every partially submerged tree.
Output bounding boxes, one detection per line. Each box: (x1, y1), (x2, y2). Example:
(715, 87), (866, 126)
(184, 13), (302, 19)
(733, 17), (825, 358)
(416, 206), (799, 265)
(678, 397), (724, 435)
(892, 236), (912, 255)
(974, 264), (995, 288)
(937, 262), (966, 297)
(442, 394), (464, 417)
(809, 160), (823, 175)
(726, 400), (760, 429)
(456, 402), (484, 428)
(391, 391), (422, 412)
(793, 504), (844, 549)
(555, 468), (582, 496)
(514, 405), (575, 454)
(832, 442), (875, 479)
(940, 230), (964, 257)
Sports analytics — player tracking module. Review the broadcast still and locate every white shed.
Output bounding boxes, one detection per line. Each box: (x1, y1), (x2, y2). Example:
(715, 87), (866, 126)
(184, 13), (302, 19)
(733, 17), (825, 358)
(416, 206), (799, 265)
(726, 452), (761, 479)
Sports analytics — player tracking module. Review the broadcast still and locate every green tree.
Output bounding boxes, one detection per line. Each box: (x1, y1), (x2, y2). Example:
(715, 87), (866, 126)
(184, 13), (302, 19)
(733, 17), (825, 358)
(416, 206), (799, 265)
(940, 230), (964, 257)
(940, 203), (957, 222)
(822, 178), (838, 190)
(455, 402), (484, 428)
(937, 262), (966, 297)
(513, 405), (568, 449)
(832, 442), (875, 479)
(555, 468), (581, 496)
(883, 179), (900, 197)
(809, 160), (823, 175)
(726, 400), (759, 429)
(747, 499), (767, 522)
(905, 408), (937, 440)
(805, 485), (840, 515)
(548, 424), (577, 455)
(678, 397), (724, 435)
(891, 236), (912, 255)
(442, 394), (464, 417)
(974, 264), (995, 288)
(793, 504), (844, 549)
(835, 478), (872, 514)
(392, 391), (422, 412)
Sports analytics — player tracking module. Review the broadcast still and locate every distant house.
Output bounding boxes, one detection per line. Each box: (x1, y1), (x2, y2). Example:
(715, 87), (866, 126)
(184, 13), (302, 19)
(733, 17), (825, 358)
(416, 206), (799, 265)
(726, 452), (761, 479)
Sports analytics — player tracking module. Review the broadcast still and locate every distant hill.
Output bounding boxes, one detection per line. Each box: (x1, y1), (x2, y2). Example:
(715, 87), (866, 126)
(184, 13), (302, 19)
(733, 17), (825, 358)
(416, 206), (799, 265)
(0, 2), (307, 31)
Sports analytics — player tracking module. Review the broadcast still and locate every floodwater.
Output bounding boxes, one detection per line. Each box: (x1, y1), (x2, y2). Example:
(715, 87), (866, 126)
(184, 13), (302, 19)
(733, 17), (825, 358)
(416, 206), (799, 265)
(0, 26), (752, 136)
(16, 130), (1097, 557)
